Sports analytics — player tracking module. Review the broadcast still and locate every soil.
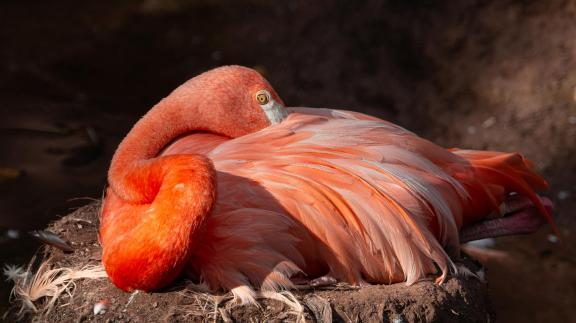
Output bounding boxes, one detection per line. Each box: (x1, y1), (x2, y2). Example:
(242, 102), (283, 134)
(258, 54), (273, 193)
(8, 203), (491, 323)
(1, 0), (576, 322)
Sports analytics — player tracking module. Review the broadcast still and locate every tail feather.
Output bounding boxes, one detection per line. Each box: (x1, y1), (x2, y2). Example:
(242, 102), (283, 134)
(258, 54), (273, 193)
(450, 149), (557, 234)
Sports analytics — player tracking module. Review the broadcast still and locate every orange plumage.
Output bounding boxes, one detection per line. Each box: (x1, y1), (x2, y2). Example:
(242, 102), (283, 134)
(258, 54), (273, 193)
(99, 66), (554, 302)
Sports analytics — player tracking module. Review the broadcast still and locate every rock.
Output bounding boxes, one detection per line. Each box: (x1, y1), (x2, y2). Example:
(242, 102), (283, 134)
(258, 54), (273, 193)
(8, 203), (492, 322)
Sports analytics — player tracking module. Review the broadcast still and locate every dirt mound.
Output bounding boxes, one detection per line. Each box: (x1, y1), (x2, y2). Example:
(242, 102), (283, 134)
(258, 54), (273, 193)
(5, 203), (491, 322)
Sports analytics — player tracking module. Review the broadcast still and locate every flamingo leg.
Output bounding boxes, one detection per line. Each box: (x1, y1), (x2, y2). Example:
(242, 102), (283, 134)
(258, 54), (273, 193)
(460, 196), (554, 243)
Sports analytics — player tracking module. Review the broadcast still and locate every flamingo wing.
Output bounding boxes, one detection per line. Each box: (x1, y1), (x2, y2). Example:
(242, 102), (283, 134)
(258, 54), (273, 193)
(173, 108), (474, 300)
(161, 132), (228, 156)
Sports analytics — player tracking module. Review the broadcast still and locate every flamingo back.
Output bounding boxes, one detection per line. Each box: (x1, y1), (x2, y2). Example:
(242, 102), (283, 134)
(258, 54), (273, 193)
(163, 108), (480, 298)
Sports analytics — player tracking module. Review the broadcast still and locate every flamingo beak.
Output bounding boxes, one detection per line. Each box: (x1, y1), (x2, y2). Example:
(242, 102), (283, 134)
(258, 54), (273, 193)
(260, 98), (288, 125)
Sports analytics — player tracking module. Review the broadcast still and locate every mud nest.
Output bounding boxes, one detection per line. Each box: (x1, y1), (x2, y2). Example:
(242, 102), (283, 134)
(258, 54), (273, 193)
(5, 203), (492, 322)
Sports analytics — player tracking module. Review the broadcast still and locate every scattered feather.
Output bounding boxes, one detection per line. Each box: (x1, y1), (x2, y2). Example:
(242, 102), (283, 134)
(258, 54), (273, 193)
(3, 264), (25, 282)
(258, 290), (305, 323)
(7, 257), (107, 318)
(454, 263), (486, 283)
(172, 288), (306, 322)
(172, 290), (228, 320)
(29, 230), (74, 252)
(125, 290), (139, 309)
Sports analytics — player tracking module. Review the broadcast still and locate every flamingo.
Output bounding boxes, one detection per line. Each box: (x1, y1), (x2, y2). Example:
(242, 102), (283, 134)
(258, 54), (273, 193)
(99, 65), (554, 302)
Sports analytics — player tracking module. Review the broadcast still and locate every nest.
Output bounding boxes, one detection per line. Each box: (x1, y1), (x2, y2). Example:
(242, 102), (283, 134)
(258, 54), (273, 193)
(4, 203), (491, 322)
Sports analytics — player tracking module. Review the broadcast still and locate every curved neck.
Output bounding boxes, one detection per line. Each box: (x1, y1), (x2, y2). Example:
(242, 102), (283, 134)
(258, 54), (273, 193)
(101, 154), (216, 292)
(102, 93), (221, 291)
(107, 69), (273, 202)
(108, 95), (210, 201)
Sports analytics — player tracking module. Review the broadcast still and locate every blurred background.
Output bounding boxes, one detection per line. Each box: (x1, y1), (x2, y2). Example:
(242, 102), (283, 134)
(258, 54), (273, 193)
(1, 0), (575, 321)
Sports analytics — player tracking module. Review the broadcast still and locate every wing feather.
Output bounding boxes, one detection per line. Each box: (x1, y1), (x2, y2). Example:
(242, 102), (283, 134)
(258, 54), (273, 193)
(183, 109), (472, 289)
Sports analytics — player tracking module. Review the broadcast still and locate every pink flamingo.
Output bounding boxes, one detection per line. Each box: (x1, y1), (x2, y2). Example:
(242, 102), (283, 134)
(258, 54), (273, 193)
(99, 66), (554, 302)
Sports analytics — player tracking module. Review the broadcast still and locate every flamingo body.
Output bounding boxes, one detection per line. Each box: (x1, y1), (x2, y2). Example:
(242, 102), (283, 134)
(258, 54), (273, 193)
(100, 66), (552, 302)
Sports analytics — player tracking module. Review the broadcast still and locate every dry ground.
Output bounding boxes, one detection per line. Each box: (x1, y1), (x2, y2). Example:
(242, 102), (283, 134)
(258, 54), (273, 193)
(5, 203), (491, 322)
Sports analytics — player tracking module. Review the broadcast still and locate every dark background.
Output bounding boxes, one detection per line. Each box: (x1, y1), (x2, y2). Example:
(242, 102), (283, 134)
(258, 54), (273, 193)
(1, 0), (575, 321)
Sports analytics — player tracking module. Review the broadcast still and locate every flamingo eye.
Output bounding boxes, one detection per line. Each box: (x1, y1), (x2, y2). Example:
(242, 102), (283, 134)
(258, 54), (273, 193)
(255, 90), (270, 105)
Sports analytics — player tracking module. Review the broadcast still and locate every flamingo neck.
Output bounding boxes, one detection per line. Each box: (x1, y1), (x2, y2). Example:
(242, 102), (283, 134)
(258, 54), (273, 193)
(101, 154), (216, 291)
(108, 94), (212, 202)
(101, 95), (220, 291)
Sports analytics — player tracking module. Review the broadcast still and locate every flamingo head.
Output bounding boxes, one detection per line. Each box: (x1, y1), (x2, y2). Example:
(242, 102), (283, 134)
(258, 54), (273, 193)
(181, 65), (288, 138)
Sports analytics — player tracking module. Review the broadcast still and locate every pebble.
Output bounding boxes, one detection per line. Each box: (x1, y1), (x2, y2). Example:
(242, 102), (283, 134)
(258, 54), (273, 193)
(482, 117), (496, 128)
(6, 229), (20, 239)
(152, 302), (158, 308)
(547, 234), (559, 243)
(557, 190), (571, 200)
(94, 300), (108, 315)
